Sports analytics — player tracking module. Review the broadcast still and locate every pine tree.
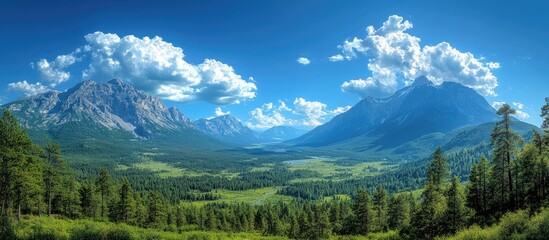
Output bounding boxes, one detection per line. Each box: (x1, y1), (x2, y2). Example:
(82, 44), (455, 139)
(147, 192), (166, 229)
(373, 186), (388, 231)
(95, 168), (112, 219)
(466, 163), (480, 211)
(13, 145), (43, 220)
(298, 205), (314, 238)
(0, 110), (33, 218)
(313, 204), (331, 239)
(288, 212), (299, 238)
(444, 176), (467, 234)
(490, 103), (522, 212)
(204, 207), (217, 230)
(541, 97), (549, 133)
(265, 206), (282, 235)
(79, 180), (97, 218)
(114, 178), (136, 224)
(44, 141), (64, 216)
(412, 148), (448, 238)
(329, 200), (343, 234)
(134, 193), (147, 227)
(467, 157), (490, 218)
(388, 195), (409, 229)
(176, 205), (187, 228)
(59, 176), (82, 218)
(354, 188), (372, 235)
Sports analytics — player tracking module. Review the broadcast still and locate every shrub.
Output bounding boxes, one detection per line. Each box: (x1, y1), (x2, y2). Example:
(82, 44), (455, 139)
(104, 227), (133, 240)
(0, 216), (16, 240)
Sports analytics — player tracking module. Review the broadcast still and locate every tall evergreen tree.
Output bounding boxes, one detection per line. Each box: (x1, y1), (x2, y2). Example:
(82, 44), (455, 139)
(95, 168), (112, 218)
(354, 188), (372, 235)
(57, 173), (81, 219)
(0, 110), (33, 218)
(79, 180), (96, 218)
(541, 97), (549, 133)
(176, 205), (187, 228)
(444, 176), (467, 234)
(13, 145), (43, 220)
(147, 192), (166, 229)
(313, 204), (331, 239)
(114, 178), (136, 224)
(373, 186), (388, 231)
(467, 157), (490, 218)
(412, 148), (448, 238)
(134, 193), (147, 227)
(329, 200), (343, 234)
(490, 103), (522, 212)
(44, 141), (64, 216)
(388, 195), (409, 229)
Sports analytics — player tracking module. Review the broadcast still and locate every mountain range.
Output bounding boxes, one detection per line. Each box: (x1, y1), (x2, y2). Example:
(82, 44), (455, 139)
(288, 76), (538, 160)
(1, 79), (306, 147)
(1, 77), (540, 161)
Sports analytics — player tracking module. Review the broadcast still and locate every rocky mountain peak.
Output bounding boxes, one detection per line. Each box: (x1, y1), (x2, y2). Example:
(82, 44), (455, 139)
(2, 79), (195, 138)
(411, 76), (433, 87)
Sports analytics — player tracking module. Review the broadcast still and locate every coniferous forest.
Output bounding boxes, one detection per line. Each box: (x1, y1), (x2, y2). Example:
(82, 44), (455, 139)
(0, 98), (548, 239)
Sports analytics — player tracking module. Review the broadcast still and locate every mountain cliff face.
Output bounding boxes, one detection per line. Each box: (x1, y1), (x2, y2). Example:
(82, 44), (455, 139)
(290, 76), (499, 148)
(4, 79), (196, 138)
(194, 115), (262, 144)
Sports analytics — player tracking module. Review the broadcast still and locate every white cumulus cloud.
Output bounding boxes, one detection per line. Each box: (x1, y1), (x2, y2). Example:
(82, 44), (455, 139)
(8, 81), (49, 96)
(9, 32), (257, 105)
(82, 32), (256, 105)
(330, 105), (351, 115)
(329, 54), (344, 62)
(246, 103), (288, 130)
(293, 98), (328, 126)
(214, 107), (230, 117)
(32, 53), (78, 87)
(246, 98), (349, 130)
(335, 15), (499, 98)
(297, 57), (311, 65)
(512, 102), (530, 119)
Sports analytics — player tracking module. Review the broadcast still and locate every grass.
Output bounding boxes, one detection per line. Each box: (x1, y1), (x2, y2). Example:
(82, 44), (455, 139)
(324, 194), (352, 201)
(286, 158), (396, 182)
(10, 215), (288, 240)
(181, 187), (295, 206)
(133, 160), (205, 178)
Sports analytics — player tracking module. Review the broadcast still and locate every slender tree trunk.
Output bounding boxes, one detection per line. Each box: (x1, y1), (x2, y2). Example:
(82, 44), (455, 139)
(1, 159), (9, 216)
(17, 202), (20, 221)
(505, 119), (515, 210)
(101, 192), (105, 218)
(48, 189), (52, 216)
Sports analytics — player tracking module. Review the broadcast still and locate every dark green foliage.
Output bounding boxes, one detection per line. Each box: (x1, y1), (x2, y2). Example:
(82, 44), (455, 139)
(96, 168), (113, 219)
(0, 216), (15, 240)
(444, 176), (467, 234)
(412, 148), (449, 238)
(490, 103), (523, 213)
(387, 195), (409, 229)
(353, 188), (372, 235)
(146, 192), (167, 229)
(44, 141), (64, 216)
(2, 98), (549, 240)
(466, 156), (490, 221)
(541, 97), (549, 133)
(373, 186), (388, 232)
(113, 178), (136, 224)
(0, 110), (34, 218)
(79, 180), (97, 218)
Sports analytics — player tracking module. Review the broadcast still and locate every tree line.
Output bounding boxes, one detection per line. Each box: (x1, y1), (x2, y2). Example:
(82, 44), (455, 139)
(1, 97), (548, 239)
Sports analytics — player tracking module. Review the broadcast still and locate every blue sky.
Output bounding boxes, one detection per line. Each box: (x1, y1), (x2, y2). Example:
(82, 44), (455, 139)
(1, 0), (547, 129)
